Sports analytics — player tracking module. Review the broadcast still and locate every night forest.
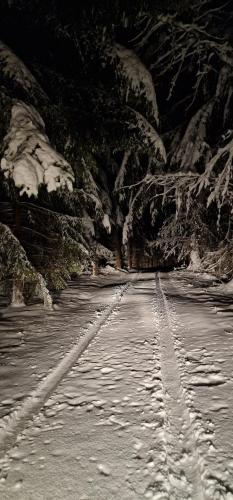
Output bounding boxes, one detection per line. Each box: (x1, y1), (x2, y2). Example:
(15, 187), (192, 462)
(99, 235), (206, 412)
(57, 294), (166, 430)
(1, 0), (233, 307)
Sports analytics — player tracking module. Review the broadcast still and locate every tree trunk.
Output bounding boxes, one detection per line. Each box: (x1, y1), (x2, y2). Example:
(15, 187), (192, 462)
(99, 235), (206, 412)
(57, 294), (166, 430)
(92, 260), (99, 276)
(11, 204), (25, 306)
(38, 273), (53, 310)
(132, 247), (140, 269)
(127, 238), (133, 270)
(114, 227), (122, 269)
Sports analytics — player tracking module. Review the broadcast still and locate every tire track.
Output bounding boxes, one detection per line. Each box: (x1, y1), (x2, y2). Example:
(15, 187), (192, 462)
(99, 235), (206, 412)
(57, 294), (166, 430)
(167, 274), (233, 500)
(154, 273), (209, 500)
(0, 277), (136, 460)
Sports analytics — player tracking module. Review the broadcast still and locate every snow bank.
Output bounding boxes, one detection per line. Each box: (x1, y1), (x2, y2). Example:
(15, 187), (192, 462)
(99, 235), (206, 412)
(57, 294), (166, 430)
(100, 265), (120, 275)
(219, 279), (233, 292)
(1, 101), (74, 196)
(188, 249), (202, 271)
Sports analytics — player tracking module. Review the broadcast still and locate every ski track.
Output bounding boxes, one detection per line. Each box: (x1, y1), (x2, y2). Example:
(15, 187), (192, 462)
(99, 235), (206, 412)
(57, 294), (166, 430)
(153, 273), (206, 500)
(0, 277), (136, 459)
(166, 274), (233, 500)
(155, 273), (233, 500)
(1, 272), (233, 499)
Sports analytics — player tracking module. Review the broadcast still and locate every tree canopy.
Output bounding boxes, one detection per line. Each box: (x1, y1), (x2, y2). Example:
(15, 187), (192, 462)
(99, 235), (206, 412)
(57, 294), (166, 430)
(0, 0), (233, 305)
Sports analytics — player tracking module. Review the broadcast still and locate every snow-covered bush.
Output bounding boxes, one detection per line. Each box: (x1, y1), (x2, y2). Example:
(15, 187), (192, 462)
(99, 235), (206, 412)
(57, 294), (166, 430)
(0, 222), (53, 307)
(1, 101), (74, 197)
(0, 222), (35, 283)
(202, 242), (233, 279)
(96, 243), (113, 261)
(155, 207), (216, 269)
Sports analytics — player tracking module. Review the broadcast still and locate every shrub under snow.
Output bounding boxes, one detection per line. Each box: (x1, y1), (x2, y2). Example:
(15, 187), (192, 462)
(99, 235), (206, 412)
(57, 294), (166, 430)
(1, 101), (74, 197)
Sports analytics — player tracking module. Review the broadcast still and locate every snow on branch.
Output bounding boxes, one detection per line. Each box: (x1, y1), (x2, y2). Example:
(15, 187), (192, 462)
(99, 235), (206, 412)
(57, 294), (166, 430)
(95, 243), (113, 261)
(196, 136), (233, 207)
(0, 40), (47, 101)
(172, 101), (214, 170)
(0, 222), (35, 279)
(202, 241), (233, 278)
(130, 109), (166, 163)
(81, 162), (112, 234)
(155, 204), (214, 265)
(144, 171), (199, 216)
(82, 211), (95, 238)
(122, 185), (144, 244)
(112, 44), (159, 124)
(102, 213), (111, 234)
(1, 101), (74, 197)
(114, 150), (131, 191)
(0, 222), (54, 309)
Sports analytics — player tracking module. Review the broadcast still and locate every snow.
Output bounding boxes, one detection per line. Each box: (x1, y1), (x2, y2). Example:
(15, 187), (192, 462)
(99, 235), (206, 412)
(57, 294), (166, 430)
(1, 272), (233, 499)
(37, 274), (53, 311)
(95, 243), (113, 261)
(172, 101), (213, 170)
(1, 101), (74, 197)
(188, 249), (202, 271)
(100, 265), (120, 275)
(115, 151), (131, 191)
(220, 279), (233, 292)
(122, 211), (133, 244)
(0, 40), (46, 100)
(132, 110), (167, 163)
(112, 44), (159, 124)
(102, 213), (111, 234)
(11, 282), (25, 308)
(82, 211), (95, 237)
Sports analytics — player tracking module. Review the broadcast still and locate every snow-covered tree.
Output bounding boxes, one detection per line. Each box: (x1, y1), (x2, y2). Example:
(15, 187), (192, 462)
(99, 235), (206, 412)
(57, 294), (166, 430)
(1, 101), (74, 197)
(1, 0), (233, 285)
(0, 222), (53, 308)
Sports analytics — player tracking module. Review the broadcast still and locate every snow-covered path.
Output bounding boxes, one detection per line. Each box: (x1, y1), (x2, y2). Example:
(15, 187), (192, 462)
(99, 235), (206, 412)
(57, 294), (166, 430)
(0, 272), (233, 499)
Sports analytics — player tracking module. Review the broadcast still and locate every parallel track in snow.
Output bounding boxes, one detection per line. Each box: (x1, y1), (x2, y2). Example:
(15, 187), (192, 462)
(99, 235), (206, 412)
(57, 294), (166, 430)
(0, 277), (136, 459)
(154, 273), (209, 500)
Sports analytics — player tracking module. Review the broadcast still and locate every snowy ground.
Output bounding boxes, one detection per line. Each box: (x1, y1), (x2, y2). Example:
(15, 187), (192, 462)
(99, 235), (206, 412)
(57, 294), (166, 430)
(0, 271), (233, 499)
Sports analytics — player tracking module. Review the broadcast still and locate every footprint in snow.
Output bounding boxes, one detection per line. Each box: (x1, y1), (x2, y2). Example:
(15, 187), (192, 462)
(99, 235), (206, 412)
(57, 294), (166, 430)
(100, 367), (114, 374)
(190, 374), (225, 386)
(97, 464), (111, 476)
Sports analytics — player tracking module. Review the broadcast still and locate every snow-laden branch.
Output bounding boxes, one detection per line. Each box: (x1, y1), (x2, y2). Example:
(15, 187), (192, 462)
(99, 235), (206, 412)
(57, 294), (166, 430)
(122, 184), (145, 244)
(155, 205), (214, 266)
(1, 101), (74, 197)
(114, 151), (131, 191)
(0, 222), (53, 308)
(0, 40), (47, 101)
(0, 222), (34, 278)
(111, 44), (159, 124)
(172, 67), (231, 171)
(196, 136), (233, 207)
(102, 213), (111, 234)
(171, 101), (214, 170)
(129, 109), (166, 163)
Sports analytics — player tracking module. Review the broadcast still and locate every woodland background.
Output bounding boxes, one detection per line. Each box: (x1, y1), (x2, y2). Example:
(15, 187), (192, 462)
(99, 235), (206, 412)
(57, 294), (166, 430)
(0, 0), (233, 307)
